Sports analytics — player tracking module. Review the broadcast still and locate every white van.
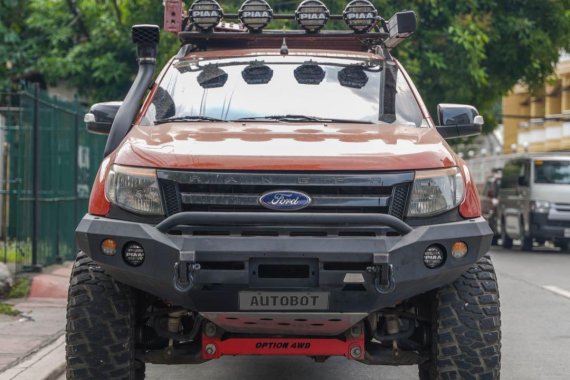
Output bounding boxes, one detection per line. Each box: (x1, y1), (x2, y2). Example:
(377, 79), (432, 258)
(497, 154), (570, 251)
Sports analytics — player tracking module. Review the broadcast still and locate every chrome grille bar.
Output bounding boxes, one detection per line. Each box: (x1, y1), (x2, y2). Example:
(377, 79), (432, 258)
(158, 171), (414, 187)
(181, 193), (390, 208)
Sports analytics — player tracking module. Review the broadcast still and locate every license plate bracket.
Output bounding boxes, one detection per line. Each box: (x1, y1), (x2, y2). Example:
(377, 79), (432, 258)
(239, 291), (329, 311)
(249, 258), (318, 288)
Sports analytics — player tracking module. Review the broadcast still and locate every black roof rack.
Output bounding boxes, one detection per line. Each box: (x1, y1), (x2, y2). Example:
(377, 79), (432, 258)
(178, 30), (390, 52)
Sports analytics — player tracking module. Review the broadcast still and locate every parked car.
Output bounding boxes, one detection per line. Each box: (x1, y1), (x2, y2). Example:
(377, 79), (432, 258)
(497, 155), (570, 251)
(68, 2), (499, 379)
(480, 170), (502, 244)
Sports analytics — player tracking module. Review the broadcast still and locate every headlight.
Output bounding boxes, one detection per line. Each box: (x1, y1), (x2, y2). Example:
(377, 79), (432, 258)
(105, 165), (164, 216)
(407, 167), (465, 217)
(531, 200), (550, 213)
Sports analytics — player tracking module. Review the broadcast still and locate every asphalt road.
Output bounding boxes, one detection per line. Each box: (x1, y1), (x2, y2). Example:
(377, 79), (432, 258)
(61, 246), (570, 380)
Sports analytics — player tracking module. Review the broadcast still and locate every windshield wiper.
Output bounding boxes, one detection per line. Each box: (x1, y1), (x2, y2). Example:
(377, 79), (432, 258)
(234, 115), (373, 124)
(154, 116), (226, 125)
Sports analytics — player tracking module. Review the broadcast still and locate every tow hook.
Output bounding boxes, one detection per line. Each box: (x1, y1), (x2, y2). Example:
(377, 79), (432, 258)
(367, 253), (395, 294)
(174, 251), (201, 291)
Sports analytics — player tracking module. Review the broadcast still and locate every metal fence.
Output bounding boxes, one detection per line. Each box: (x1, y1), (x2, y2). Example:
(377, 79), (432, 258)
(0, 85), (106, 273)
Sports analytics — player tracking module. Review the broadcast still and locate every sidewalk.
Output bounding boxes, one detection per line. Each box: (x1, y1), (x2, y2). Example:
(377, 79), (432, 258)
(0, 262), (72, 380)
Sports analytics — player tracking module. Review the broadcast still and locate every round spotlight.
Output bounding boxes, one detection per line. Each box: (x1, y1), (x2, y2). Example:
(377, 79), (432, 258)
(423, 245), (445, 269)
(343, 0), (380, 33)
(189, 0), (224, 32)
(239, 0), (273, 33)
(295, 0), (330, 33)
(123, 242), (145, 267)
(451, 241), (468, 259)
(101, 239), (117, 256)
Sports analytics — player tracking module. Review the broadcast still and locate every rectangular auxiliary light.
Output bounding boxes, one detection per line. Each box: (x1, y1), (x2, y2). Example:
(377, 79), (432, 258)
(384, 11), (417, 49)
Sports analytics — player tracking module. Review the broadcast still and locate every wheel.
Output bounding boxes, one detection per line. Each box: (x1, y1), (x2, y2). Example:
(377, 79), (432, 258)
(418, 255), (501, 380)
(500, 218), (513, 249)
(66, 252), (144, 380)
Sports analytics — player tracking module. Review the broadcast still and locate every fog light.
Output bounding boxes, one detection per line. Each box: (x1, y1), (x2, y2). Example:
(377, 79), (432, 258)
(123, 242), (145, 267)
(451, 241), (468, 259)
(101, 239), (117, 256)
(423, 245), (445, 269)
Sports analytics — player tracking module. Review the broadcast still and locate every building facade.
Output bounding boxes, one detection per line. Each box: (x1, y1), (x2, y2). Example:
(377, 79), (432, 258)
(502, 53), (570, 154)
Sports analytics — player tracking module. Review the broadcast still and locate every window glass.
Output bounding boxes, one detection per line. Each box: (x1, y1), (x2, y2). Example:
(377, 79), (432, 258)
(534, 160), (570, 184)
(141, 55), (427, 127)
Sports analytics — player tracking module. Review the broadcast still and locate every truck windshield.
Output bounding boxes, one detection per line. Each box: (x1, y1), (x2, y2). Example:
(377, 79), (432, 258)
(141, 55), (426, 127)
(534, 160), (570, 184)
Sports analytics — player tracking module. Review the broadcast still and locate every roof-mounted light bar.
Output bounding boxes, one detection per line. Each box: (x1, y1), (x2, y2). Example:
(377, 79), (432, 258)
(189, 0), (224, 32)
(173, 0), (417, 50)
(238, 0), (274, 33)
(295, 0), (330, 33)
(343, 0), (380, 33)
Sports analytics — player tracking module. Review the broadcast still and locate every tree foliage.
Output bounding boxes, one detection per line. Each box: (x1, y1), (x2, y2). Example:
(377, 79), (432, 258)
(1, 0), (570, 131)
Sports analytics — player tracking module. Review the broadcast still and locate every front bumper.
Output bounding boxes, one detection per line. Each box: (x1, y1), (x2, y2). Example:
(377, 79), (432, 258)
(530, 212), (570, 240)
(76, 212), (492, 315)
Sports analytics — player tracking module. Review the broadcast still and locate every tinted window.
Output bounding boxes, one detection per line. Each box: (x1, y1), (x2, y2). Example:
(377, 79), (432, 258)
(534, 160), (570, 184)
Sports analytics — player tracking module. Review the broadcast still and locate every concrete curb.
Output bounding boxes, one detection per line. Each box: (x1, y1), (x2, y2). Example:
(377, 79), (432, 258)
(0, 334), (65, 380)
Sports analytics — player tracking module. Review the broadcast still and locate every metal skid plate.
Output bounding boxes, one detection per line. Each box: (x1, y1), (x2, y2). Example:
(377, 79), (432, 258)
(200, 312), (367, 336)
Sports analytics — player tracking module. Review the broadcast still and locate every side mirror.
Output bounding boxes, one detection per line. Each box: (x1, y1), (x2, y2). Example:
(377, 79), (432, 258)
(517, 175), (528, 187)
(85, 101), (122, 135)
(436, 103), (483, 139)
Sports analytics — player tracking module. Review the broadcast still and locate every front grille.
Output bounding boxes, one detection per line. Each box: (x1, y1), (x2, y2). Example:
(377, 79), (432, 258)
(158, 171), (413, 219)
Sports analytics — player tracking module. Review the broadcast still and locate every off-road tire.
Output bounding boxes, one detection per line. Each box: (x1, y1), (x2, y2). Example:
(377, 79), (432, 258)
(418, 255), (501, 380)
(66, 252), (144, 379)
(500, 218), (513, 249)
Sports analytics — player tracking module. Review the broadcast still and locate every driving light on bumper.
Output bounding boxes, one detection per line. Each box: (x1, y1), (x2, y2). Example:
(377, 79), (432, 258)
(123, 242), (145, 267)
(105, 165), (164, 216)
(407, 167), (465, 217)
(423, 245), (445, 269)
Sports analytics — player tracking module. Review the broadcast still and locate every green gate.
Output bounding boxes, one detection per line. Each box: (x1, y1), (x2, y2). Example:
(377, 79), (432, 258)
(0, 85), (106, 273)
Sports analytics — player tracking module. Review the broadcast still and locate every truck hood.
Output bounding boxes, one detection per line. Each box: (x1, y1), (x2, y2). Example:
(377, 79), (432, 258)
(114, 122), (457, 171)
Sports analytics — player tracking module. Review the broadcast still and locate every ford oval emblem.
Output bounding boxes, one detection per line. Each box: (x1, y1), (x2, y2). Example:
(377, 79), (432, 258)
(259, 190), (312, 211)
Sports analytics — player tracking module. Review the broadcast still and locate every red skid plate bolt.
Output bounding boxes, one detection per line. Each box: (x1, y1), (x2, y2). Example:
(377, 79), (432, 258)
(205, 344), (217, 355)
(349, 344), (362, 359)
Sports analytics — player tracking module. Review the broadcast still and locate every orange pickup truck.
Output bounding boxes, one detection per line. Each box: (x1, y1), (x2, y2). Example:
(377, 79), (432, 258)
(69, 1), (500, 379)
